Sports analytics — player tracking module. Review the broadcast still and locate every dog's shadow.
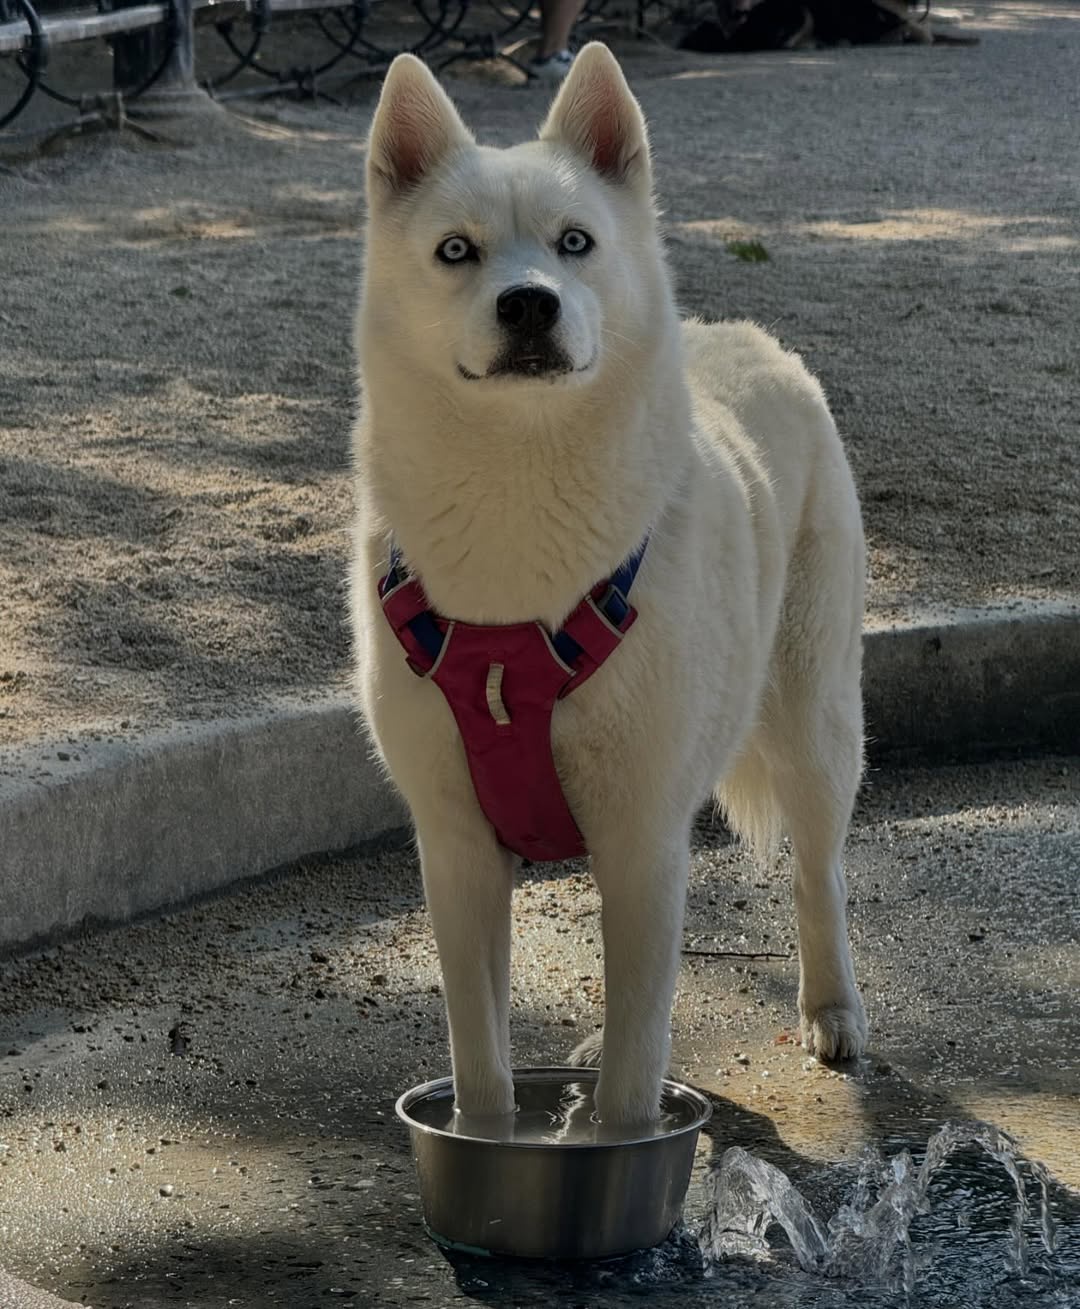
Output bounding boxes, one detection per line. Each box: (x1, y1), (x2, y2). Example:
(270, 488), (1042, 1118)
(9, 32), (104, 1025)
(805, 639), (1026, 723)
(437, 1208), (705, 1303)
(436, 1058), (1080, 1304)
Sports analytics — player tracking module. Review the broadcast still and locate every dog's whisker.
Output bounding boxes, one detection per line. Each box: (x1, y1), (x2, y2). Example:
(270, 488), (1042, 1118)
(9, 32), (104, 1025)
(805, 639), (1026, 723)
(601, 328), (640, 348)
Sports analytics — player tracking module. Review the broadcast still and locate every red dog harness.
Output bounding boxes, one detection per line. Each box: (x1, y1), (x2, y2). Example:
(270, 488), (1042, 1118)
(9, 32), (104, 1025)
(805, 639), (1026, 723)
(379, 541), (647, 862)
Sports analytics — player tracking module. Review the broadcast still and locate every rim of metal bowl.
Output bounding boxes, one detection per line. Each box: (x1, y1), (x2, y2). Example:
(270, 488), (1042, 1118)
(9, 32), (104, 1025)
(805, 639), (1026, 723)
(395, 1065), (713, 1150)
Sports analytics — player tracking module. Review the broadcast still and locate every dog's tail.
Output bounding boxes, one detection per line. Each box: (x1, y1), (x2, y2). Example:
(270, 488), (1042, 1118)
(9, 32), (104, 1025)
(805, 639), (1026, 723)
(714, 745), (784, 870)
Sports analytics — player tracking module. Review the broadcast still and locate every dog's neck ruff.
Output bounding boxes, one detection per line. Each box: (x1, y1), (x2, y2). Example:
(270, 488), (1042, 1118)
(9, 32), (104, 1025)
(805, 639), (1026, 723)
(378, 539), (648, 862)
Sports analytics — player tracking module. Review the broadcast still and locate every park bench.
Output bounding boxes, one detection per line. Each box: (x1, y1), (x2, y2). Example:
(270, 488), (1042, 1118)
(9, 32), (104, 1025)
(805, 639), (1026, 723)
(1, 0), (537, 132)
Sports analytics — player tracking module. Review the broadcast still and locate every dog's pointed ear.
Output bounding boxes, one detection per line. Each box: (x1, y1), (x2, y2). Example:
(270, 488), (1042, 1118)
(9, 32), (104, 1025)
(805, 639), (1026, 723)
(538, 43), (651, 190)
(367, 54), (474, 201)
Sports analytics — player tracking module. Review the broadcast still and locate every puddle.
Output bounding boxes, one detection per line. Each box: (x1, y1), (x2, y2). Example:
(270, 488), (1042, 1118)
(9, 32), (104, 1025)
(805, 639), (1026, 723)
(448, 1120), (1079, 1307)
(702, 1122), (1065, 1300)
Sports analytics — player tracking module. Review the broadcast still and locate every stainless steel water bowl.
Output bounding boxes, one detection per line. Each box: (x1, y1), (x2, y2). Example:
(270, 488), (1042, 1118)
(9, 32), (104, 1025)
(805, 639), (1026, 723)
(395, 1066), (712, 1259)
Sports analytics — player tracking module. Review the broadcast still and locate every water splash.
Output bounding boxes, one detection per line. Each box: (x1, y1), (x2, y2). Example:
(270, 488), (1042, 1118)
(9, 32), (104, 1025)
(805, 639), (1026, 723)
(700, 1147), (830, 1270)
(701, 1122), (1058, 1294)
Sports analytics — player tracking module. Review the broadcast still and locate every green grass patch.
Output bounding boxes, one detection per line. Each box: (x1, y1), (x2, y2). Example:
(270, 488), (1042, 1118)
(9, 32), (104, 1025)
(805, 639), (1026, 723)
(726, 240), (770, 263)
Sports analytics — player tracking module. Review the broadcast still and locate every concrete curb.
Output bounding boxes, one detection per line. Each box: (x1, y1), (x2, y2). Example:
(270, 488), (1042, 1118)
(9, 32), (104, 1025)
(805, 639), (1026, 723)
(1, 604), (1077, 954)
(863, 601), (1080, 760)
(1, 700), (408, 953)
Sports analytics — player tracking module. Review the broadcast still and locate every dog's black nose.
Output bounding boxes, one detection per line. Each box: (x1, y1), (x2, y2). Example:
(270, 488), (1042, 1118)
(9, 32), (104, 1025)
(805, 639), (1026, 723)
(496, 285), (561, 334)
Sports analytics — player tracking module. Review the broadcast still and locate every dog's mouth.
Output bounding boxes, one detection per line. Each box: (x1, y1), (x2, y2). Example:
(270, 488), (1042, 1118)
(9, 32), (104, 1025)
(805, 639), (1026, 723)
(458, 346), (596, 383)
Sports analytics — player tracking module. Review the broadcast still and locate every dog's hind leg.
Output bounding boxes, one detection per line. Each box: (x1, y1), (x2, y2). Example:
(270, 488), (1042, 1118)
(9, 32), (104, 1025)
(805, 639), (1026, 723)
(415, 815), (517, 1119)
(720, 517), (867, 1061)
(767, 515), (867, 1060)
(567, 1028), (604, 1068)
(765, 678), (867, 1061)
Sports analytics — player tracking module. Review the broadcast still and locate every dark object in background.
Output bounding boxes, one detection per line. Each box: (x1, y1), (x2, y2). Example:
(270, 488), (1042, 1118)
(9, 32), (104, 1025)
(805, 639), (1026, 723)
(679, 0), (941, 51)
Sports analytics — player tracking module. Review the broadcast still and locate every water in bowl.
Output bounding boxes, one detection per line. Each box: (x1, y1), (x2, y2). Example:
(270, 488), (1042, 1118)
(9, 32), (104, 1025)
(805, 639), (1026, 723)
(406, 1073), (695, 1144)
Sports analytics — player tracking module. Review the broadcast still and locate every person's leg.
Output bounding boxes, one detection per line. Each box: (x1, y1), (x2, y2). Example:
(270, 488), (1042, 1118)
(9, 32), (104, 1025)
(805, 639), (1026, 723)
(537, 0), (585, 59)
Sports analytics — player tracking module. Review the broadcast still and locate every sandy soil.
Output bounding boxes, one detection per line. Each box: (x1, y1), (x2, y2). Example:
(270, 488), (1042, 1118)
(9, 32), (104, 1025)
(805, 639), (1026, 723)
(1, 2), (1078, 750)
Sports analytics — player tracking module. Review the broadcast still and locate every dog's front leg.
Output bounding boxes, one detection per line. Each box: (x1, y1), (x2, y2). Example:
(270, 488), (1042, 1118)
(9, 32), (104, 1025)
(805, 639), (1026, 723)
(590, 833), (689, 1127)
(417, 821), (517, 1119)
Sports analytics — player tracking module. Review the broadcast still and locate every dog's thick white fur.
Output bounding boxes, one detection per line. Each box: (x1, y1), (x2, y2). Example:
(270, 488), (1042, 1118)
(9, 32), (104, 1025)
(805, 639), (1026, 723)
(349, 44), (867, 1128)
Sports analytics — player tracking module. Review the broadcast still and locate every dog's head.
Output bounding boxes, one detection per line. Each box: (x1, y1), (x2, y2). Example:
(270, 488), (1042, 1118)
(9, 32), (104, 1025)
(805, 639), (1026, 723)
(361, 45), (665, 395)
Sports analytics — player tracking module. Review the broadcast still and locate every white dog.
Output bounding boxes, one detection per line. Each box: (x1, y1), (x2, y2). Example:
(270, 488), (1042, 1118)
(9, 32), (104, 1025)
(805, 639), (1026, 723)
(349, 44), (867, 1129)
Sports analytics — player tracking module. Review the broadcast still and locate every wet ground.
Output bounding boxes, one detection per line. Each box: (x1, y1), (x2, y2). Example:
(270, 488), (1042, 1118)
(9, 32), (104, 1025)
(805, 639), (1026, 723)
(1, 756), (1077, 1307)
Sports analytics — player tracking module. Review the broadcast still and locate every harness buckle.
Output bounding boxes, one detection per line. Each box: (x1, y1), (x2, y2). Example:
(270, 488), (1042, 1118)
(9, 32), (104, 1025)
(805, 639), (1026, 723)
(597, 582), (631, 630)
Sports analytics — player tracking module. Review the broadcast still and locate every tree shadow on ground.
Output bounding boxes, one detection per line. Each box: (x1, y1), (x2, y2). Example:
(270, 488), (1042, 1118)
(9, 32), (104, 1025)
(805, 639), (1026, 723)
(4, 7), (1080, 747)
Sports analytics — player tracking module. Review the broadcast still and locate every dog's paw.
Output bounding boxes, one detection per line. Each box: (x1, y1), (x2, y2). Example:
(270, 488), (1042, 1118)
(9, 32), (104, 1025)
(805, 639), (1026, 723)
(568, 1030), (604, 1068)
(450, 1106), (516, 1138)
(800, 994), (867, 1062)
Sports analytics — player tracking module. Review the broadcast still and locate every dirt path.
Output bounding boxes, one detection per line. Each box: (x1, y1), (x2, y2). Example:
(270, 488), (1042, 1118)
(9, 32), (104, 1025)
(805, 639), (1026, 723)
(1, 2), (1077, 751)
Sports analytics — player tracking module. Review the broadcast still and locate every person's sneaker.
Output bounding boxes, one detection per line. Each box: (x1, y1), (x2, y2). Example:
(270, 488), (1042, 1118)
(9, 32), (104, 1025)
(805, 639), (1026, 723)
(529, 49), (575, 82)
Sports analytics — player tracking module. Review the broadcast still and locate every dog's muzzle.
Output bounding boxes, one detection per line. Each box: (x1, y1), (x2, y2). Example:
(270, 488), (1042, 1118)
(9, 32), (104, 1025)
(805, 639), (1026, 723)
(492, 284), (570, 377)
(456, 284), (587, 380)
(489, 342), (574, 378)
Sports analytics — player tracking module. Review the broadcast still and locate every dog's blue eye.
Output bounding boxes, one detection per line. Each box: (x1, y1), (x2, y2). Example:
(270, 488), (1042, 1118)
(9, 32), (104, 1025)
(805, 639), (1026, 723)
(437, 236), (477, 264)
(558, 228), (593, 257)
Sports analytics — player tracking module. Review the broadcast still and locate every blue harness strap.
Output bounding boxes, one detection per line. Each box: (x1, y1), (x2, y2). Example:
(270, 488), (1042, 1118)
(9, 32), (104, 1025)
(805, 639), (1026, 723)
(550, 538), (648, 666)
(381, 545), (445, 662)
(381, 539), (649, 672)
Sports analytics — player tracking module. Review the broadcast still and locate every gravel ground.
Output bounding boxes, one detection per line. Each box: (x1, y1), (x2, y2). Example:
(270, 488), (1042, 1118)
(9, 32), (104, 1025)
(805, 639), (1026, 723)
(0, 756), (1077, 1307)
(2, 2), (1078, 749)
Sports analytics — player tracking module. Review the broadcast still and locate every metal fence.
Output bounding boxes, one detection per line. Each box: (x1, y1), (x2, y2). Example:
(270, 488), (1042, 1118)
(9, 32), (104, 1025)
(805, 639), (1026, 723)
(1, 0), (656, 135)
